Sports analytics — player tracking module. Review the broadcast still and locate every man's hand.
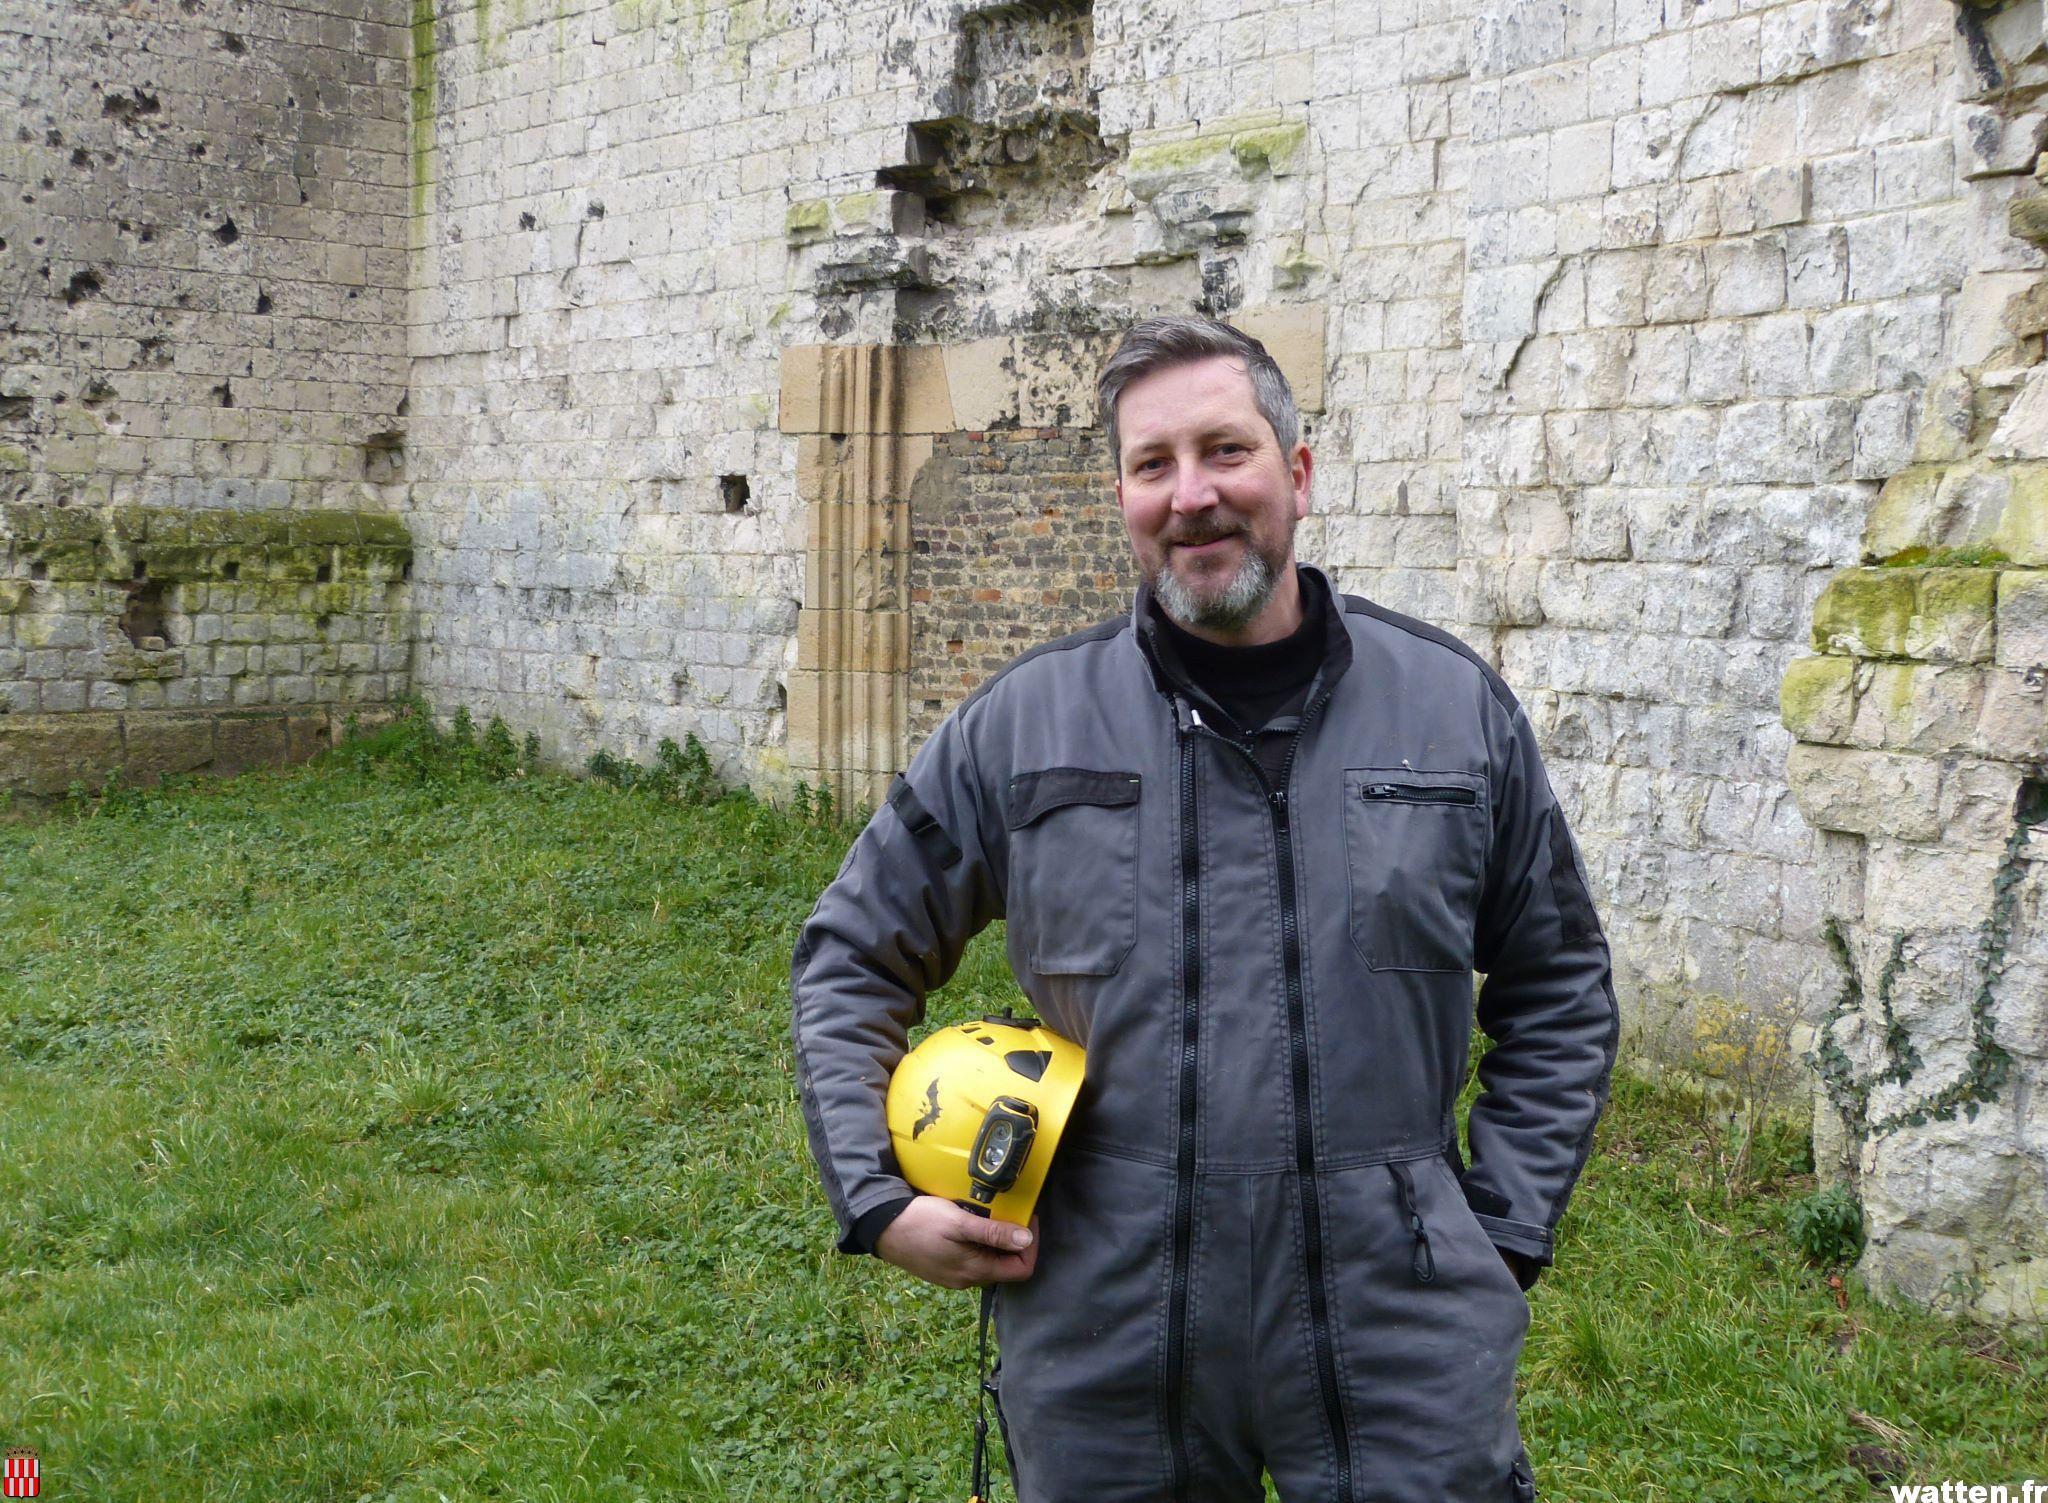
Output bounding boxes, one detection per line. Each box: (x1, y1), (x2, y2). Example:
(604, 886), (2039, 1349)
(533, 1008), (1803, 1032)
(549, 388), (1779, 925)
(874, 1195), (1039, 1290)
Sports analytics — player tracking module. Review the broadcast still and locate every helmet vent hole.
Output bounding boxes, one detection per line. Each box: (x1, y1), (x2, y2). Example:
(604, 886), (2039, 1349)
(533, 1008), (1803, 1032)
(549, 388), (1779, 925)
(1004, 1049), (1052, 1081)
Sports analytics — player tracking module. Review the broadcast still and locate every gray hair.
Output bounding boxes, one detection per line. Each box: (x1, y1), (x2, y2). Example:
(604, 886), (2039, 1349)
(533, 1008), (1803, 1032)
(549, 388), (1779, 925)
(1097, 315), (1300, 475)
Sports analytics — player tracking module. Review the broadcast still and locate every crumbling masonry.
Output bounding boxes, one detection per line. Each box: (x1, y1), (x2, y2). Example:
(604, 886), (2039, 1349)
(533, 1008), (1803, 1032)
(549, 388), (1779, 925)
(2, 0), (2043, 1324)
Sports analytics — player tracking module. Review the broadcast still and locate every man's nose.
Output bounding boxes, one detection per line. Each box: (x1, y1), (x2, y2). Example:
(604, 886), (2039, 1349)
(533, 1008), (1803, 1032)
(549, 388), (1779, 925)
(1170, 459), (1218, 513)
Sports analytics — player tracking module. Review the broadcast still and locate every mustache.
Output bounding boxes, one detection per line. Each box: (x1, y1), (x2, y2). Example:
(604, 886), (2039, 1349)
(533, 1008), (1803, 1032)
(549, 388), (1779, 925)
(1165, 521), (1246, 547)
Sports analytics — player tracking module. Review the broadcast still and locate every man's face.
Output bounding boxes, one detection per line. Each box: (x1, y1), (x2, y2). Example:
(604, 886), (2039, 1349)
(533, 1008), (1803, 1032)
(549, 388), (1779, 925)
(1113, 354), (1311, 642)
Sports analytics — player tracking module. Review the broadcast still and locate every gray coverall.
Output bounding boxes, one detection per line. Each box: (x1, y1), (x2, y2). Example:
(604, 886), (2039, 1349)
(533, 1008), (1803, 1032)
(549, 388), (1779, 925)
(791, 564), (1619, 1502)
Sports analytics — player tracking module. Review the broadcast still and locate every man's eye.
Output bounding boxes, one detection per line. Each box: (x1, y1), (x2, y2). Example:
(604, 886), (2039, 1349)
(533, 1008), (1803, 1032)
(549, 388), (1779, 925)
(1137, 458), (1165, 474)
(1214, 444), (1245, 458)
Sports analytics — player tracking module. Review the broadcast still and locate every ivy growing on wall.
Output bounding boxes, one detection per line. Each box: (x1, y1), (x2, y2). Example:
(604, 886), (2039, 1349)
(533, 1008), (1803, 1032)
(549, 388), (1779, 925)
(1813, 775), (2042, 1144)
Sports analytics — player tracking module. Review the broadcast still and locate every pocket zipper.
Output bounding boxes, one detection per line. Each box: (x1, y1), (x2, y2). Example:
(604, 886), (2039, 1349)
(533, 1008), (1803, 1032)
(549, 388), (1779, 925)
(1387, 1161), (1437, 1285)
(1360, 781), (1477, 806)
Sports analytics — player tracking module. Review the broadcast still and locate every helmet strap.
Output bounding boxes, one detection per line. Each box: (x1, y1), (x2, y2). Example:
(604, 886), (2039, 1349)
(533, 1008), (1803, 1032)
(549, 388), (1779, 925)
(968, 1282), (998, 1503)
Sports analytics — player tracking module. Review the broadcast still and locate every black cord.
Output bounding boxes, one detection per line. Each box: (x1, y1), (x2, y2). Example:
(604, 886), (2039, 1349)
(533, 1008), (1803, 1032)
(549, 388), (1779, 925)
(969, 1283), (997, 1502)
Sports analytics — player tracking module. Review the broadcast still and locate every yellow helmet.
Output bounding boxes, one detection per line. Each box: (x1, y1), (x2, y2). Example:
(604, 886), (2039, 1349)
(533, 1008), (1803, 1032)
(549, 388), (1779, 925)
(886, 1015), (1086, 1226)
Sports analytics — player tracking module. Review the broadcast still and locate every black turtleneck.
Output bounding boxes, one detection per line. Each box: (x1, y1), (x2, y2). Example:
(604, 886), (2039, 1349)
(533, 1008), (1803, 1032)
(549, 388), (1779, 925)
(1152, 565), (1331, 780)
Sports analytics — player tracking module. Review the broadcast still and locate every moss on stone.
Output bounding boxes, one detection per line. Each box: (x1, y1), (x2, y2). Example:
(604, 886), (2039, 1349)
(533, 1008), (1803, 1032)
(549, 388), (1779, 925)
(1779, 654), (1856, 743)
(1907, 567), (1998, 663)
(1864, 464), (1948, 561)
(1997, 462), (2048, 565)
(785, 198), (830, 242)
(1127, 133), (1236, 183)
(357, 513), (411, 548)
(31, 542), (103, 579)
(291, 511), (365, 546)
(188, 509), (287, 547)
(1879, 543), (2011, 568)
(831, 191), (877, 228)
(1274, 247), (1326, 290)
(1812, 569), (1915, 658)
(1231, 121), (1308, 177)
(0, 444), (27, 472)
(2, 504), (409, 589)
(1914, 567), (1998, 621)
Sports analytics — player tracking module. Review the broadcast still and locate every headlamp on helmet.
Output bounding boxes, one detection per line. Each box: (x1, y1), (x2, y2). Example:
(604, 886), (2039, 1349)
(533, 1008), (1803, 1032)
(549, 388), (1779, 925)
(886, 1015), (1085, 1227)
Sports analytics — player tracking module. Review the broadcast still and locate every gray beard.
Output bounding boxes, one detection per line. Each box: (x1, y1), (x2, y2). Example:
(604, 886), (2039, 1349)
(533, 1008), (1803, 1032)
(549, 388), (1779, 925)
(1151, 543), (1277, 635)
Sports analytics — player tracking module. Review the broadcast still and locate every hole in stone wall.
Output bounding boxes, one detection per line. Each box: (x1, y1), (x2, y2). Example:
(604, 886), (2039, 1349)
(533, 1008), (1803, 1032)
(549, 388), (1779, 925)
(30, 561), (48, 581)
(213, 216), (239, 245)
(256, 289), (272, 314)
(316, 563), (332, 583)
(101, 89), (161, 124)
(900, 4), (1105, 219)
(133, 559), (147, 580)
(363, 430), (406, 483)
(223, 560), (240, 580)
(119, 580), (172, 648)
(401, 560), (413, 581)
(63, 268), (101, 305)
(2020, 776), (2048, 827)
(867, 0), (1110, 341)
(720, 474), (751, 513)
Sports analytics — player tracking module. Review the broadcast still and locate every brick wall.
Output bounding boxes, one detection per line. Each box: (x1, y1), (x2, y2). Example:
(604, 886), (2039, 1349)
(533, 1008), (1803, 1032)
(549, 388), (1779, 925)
(907, 426), (1134, 747)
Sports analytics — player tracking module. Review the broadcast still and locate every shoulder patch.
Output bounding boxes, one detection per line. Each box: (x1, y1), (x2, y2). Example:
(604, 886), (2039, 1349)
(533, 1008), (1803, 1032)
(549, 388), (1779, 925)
(887, 775), (962, 869)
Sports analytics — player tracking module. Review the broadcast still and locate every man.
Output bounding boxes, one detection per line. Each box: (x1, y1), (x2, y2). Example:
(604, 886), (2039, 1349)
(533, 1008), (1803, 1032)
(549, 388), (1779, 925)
(790, 315), (1618, 1502)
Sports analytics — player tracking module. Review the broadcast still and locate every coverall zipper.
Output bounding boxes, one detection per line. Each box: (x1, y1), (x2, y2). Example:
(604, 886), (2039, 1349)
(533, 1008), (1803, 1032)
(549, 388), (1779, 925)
(1386, 1159), (1438, 1284)
(1168, 685), (1356, 1503)
(1359, 781), (1477, 806)
(1164, 727), (1202, 1500)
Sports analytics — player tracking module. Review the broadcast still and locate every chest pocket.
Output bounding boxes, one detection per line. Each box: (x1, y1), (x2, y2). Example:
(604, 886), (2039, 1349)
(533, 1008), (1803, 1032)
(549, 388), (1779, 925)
(1343, 767), (1490, 973)
(1006, 768), (1142, 976)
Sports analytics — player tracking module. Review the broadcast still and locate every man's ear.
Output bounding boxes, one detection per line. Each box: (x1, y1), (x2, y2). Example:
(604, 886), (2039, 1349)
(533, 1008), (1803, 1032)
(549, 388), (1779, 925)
(1291, 441), (1312, 521)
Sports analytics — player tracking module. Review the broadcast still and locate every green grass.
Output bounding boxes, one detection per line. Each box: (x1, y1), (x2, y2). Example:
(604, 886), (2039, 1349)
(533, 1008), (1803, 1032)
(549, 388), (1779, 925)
(1, 735), (2043, 1501)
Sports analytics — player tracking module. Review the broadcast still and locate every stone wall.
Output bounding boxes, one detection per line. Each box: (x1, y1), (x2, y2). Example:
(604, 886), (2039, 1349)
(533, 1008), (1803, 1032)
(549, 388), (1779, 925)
(1778, 10), (2048, 1320)
(1460, 0), (1992, 1028)
(0, 501), (412, 794)
(0, 0), (414, 786)
(400, 0), (812, 779)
